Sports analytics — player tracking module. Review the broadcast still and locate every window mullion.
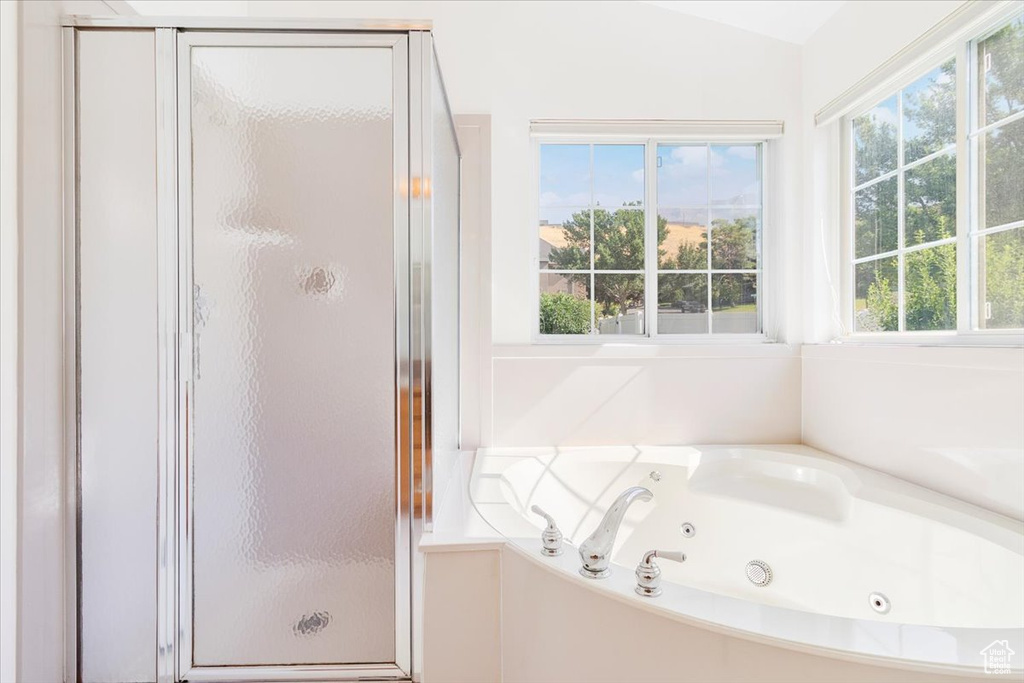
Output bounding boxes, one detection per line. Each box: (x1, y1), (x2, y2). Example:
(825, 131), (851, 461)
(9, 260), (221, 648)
(589, 144), (596, 334)
(955, 39), (971, 333)
(897, 88), (906, 332)
(645, 139), (657, 338)
(705, 144), (713, 334)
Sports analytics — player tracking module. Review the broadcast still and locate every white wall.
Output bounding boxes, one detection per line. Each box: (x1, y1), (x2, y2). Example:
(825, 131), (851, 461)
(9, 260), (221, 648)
(799, 0), (1024, 521)
(800, 0), (968, 343)
(491, 345), (801, 446)
(244, 0), (807, 448)
(803, 345), (1024, 520)
(246, 1), (805, 347)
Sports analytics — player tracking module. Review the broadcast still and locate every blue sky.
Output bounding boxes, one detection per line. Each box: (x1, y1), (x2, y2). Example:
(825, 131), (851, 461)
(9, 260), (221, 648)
(539, 143), (762, 222)
(855, 61), (955, 171)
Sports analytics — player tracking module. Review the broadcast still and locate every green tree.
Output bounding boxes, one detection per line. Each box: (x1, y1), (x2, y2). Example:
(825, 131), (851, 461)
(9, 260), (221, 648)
(865, 275), (898, 331)
(657, 216), (756, 309)
(983, 230), (1024, 327)
(549, 202), (667, 317)
(905, 243), (957, 330)
(854, 57), (963, 331)
(539, 292), (591, 334)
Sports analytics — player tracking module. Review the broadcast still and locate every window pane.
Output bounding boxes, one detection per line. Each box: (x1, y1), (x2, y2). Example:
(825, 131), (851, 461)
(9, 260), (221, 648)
(978, 228), (1024, 329)
(855, 257), (898, 332)
(539, 144), (590, 206)
(594, 208), (644, 270)
(905, 243), (957, 331)
(854, 95), (898, 185)
(905, 153), (955, 246)
(711, 274), (758, 334)
(539, 273), (591, 334)
(540, 208), (589, 270)
(902, 59), (956, 164)
(658, 209), (707, 269)
(658, 274), (708, 333)
(594, 144), (644, 208)
(855, 176), (898, 258)
(657, 144), (707, 206)
(710, 145), (760, 205)
(978, 14), (1024, 126)
(981, 117), (1024, 229)
(710, 209), (758, 269)
(594, 274), (645, 335)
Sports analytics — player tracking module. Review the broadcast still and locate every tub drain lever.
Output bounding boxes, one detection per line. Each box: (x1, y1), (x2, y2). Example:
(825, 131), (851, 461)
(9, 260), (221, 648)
(635, 549), (686, 598)
(530, 505), (563, 557)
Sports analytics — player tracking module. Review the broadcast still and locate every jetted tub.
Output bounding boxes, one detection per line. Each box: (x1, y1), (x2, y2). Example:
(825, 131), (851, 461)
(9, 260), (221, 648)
(468, 445), (1024, 676)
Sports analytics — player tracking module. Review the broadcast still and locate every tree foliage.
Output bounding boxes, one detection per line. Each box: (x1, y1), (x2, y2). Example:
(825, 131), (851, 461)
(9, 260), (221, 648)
(539, 292), (591, 335)
(548, 202), (664, 316)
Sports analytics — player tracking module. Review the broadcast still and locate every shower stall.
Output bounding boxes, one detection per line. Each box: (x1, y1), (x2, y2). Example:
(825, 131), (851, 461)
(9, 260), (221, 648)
(66, 17), (459, 682)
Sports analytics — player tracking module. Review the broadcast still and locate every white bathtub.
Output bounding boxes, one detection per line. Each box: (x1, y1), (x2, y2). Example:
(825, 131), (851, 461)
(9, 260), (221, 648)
(468, 445), (1024, 676)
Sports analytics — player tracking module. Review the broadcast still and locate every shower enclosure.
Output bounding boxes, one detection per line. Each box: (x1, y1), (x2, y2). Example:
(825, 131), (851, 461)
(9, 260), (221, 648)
(66, 17), (459, 682)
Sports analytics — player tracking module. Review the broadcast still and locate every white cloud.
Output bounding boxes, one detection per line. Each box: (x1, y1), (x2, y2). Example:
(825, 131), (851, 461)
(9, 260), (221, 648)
(539, 191), (590, 207)
(670, 146), (706, 164)
(726, 146), (757, 160)
(863, 102), (899, 127)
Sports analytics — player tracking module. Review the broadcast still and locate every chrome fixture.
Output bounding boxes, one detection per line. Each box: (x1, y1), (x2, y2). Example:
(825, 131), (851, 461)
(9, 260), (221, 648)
(530, 505), (563, 557)
(649, 471), (662, 482)
(745, 559), (773, 587)
(869, 592), (891, 614)
(680, 522), (696, 538)
(578, 486), (654, 579)
(635, 549), (686, 597)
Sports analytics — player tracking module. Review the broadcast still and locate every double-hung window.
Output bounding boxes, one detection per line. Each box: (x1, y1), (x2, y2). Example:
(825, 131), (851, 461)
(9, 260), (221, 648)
(845, 8), (1023, 338)
(534, 128), (772, 340)
(972, 15), (1024, 330)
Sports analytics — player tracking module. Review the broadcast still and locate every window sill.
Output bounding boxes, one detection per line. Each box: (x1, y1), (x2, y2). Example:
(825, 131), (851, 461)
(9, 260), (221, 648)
(497, 340), (798, 360)
(833, 331), (1024, 348)
(531, 333), (771, 345)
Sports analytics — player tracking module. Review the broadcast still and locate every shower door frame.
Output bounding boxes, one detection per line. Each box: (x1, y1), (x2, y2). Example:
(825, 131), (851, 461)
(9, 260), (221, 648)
(169, 29), (413, 683)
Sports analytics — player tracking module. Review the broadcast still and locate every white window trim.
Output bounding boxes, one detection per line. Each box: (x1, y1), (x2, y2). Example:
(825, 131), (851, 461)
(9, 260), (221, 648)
(833, 1), (1024, 347)
(530, 125), (781, 345)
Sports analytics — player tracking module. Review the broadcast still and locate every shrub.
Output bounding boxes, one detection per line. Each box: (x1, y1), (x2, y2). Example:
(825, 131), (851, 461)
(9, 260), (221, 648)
(539, 292), (591, 334)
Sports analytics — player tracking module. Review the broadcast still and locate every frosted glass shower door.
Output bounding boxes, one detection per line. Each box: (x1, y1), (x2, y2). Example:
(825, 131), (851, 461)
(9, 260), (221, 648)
(179, 32), (409, 674)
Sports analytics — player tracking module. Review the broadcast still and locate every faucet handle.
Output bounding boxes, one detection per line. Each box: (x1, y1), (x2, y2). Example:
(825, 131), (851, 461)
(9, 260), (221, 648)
(635, 549), (686, 598)
(530, 505), (563, 557)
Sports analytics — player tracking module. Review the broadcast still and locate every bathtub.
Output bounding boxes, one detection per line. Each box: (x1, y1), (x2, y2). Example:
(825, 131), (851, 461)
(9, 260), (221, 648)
(468, 445), (1024, 677)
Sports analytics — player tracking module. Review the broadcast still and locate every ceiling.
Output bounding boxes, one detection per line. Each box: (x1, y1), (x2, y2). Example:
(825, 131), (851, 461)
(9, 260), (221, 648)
(642, 1), (847, 45)
(125, 0), (847, 45)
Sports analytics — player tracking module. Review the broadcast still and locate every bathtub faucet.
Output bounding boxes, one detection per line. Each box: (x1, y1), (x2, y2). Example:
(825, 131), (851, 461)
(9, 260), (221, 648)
(578, 486), (653, 579)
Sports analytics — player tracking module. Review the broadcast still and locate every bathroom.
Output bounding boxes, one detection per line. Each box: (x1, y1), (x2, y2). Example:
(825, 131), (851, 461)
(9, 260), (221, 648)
(1, 0), (1022, 681)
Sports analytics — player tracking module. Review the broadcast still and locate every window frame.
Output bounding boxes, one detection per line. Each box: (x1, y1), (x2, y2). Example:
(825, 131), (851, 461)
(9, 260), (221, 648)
(837, 4), (1024, 345)
(531, 133), (773, 344)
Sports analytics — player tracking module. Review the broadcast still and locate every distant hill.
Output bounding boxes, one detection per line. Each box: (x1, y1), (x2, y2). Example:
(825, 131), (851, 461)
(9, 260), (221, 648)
(540, 222), (705, 259)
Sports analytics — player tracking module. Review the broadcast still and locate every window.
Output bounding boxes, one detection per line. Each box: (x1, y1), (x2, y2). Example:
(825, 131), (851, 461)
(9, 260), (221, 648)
(536, 139), (765, 339)
(845, 9), (1024, 338)
(972, 15), (1024, 330)
(852, 60), (957, 332)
